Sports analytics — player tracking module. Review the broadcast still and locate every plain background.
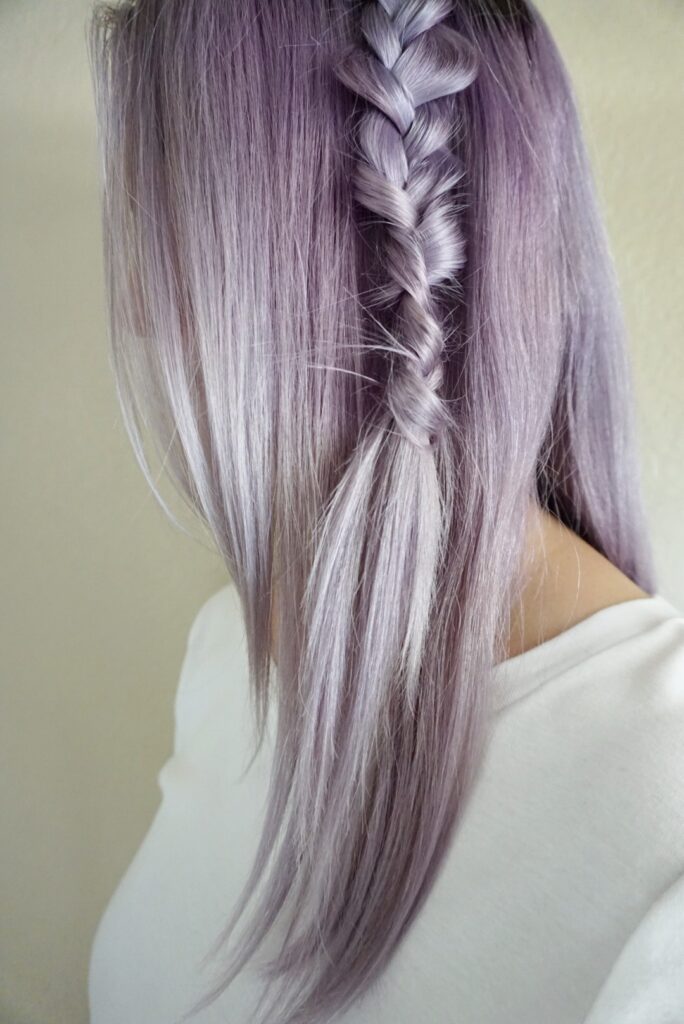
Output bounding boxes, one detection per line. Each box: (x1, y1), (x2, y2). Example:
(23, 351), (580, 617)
(1, 1), (682, 1022)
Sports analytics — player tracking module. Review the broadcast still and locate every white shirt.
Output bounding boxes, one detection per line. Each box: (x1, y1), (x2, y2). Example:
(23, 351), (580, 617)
(89, 585), (684, 1024)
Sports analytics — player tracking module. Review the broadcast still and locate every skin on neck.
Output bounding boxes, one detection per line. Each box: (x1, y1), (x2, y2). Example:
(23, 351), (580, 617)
(505, 501), (649, 660)
(270, 501), (650, 665)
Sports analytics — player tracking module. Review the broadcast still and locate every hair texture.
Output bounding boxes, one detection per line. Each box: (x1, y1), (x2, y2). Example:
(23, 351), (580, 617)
(88, 1), (655, 1021)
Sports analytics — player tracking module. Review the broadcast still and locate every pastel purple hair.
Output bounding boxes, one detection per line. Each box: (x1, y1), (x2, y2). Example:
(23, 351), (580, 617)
(88, 1), (655, 1021)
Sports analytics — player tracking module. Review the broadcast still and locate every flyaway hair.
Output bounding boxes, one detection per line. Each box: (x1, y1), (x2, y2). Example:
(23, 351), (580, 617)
(87, 1), (655, 1022)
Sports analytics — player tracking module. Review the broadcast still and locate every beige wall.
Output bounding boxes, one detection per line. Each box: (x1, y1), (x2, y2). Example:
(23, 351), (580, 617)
(1, 2), (682, 1022)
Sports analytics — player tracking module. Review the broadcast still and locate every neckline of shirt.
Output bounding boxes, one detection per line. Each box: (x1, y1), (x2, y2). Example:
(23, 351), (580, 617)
(490, 593), (681, 713)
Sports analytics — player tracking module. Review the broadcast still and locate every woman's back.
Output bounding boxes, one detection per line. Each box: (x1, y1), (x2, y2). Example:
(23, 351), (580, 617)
(89, 581), (684, 1024)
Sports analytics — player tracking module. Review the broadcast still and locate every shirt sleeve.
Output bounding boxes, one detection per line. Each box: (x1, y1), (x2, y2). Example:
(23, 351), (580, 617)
(583, 870), (684, 1023)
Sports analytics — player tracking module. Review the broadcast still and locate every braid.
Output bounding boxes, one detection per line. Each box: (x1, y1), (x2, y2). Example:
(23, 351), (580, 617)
(335, 0), (478, 449)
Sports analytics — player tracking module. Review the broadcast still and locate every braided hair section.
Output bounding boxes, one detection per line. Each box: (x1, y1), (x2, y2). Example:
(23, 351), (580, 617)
(335, 0), (478, 449)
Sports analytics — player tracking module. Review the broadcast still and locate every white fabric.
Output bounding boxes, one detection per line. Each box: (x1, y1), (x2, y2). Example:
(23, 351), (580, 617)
(89, 586), (684, 1024)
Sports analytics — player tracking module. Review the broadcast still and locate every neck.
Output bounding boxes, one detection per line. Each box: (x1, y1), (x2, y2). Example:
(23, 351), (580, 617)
(505, 502), (648, 660)
(270, 502), (649, 666)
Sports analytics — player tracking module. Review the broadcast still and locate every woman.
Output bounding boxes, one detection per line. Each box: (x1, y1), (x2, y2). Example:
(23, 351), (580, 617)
(87, 1), (684, 1022)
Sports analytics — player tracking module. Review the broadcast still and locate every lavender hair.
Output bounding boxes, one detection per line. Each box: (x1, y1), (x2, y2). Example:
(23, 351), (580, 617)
(87, 1), (655, 1021)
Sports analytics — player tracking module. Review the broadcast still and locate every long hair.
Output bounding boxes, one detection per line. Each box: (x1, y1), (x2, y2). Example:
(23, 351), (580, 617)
(87, 1), (655, 1021)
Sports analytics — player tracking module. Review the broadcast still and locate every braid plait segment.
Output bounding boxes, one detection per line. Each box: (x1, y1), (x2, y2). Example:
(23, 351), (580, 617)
(335, 0), (477, 448)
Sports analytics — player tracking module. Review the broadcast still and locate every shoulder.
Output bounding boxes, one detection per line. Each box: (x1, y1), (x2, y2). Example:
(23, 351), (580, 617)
(185, 582), (242, 653)
(599, 596), (684, 730)
(501, 589), (684, 1022)
(500, 591), (684, 877)
(554, 596), (684, 874)
(153, 585), (260, 809)
(559, 594), (684, 774)
(175, 582), (245, 705)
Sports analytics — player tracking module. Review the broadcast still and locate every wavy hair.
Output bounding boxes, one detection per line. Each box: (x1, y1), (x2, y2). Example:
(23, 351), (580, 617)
(88, 1), (655, 1021)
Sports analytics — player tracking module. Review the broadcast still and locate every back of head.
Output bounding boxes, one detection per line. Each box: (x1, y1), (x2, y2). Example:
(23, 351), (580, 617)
(88, 2), (655, 1021)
